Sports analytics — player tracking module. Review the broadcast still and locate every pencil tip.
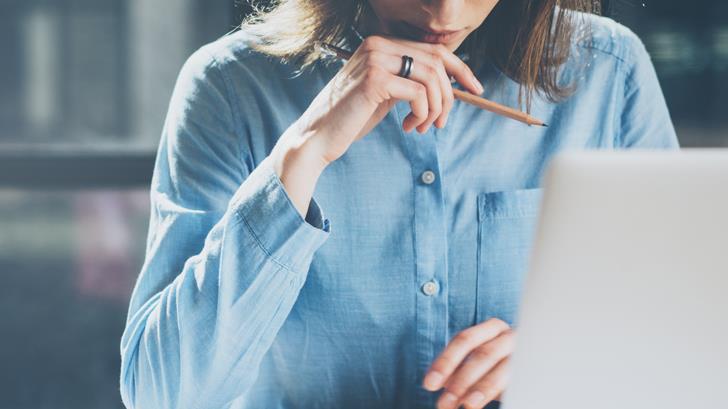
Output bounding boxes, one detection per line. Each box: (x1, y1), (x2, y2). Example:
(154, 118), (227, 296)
(542, 123), (549, 127)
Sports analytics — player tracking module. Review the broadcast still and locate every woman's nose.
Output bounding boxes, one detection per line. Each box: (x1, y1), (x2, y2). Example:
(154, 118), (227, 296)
(420, 0), (466, 28)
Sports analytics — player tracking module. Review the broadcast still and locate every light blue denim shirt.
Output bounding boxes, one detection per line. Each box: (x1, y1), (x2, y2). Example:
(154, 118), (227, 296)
(120, 12), (679, 409)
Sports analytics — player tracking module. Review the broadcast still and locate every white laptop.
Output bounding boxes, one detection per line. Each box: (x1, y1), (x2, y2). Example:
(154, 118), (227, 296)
(502, 149), (728, 409)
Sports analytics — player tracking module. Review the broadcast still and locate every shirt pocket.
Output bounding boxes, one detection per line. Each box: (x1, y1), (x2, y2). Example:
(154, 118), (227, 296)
(475, 187), (543, 327)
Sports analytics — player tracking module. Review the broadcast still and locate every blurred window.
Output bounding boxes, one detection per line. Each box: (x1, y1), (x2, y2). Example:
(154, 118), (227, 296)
(610, 0), (728, 146)
(0, 0), (234, 148)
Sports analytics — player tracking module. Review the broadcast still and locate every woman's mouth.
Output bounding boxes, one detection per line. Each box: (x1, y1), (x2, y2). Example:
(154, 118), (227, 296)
(393, 21), (465, 44)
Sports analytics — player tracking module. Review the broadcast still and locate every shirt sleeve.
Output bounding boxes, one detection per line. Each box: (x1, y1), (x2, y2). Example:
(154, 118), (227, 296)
(617, 30), (681, 150)
(119, 44), (330, 409)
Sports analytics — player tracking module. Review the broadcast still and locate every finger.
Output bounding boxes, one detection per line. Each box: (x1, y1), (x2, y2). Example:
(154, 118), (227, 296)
(386, 38), (484, 96)
(434, 332), (513, 409)
(374, 38), (467, 128)
(378, 72), (429, 132)
(365, 48), (443, 132)
(441, 329), (514, 398)
(411, 60), (442, 132)
(364, 37), (455, 130)
(458, 357), (511, 409)
(433, 61), (454, 129)
(423, 318), (510, 391)
(398, 50), (447, 131)
(358, 35), (480, 96)
(412, 53), (453, 129)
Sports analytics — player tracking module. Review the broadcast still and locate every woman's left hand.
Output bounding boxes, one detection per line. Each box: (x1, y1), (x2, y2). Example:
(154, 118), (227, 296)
(422, 318), (515, 409)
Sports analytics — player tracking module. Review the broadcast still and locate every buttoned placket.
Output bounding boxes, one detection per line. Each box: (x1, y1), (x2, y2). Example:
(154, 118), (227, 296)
(394, 101), (450, 408)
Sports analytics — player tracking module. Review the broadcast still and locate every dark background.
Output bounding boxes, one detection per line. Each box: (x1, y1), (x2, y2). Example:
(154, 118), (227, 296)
(0, 1), (725, 408)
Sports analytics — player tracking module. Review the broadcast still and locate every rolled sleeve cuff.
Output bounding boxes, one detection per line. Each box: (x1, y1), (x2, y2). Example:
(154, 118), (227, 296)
(229, 155), (331, 273)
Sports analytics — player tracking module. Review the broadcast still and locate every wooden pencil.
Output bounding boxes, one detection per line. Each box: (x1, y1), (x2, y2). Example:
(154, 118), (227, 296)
(319, 42), (547, 127)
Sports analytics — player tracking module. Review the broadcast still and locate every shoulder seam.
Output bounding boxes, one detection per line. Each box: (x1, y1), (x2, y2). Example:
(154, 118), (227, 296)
(576, 39), (629, 66)
(576, 39), (635, 94)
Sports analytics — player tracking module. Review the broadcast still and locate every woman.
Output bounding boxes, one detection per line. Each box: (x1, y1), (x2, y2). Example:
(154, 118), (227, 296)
(119, 0), (678, 408)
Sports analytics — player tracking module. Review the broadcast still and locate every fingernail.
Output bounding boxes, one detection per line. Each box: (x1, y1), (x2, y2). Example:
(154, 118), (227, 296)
(423, 371), (444, 390)
(439, 392), (459, 408)
(465, 391), (486, 407)
(472, 78), (484, 94)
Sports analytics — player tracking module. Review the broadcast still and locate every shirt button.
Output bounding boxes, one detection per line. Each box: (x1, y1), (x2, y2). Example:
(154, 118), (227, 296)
(421, 280), (439, 296)
(421, 170), (436, 185)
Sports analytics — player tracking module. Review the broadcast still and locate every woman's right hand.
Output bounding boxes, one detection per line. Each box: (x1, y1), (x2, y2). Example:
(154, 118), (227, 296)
(295, 34), (485, 166)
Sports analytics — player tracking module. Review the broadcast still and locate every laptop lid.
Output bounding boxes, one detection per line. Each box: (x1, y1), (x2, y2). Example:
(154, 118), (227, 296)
(502, 149), (728, 409)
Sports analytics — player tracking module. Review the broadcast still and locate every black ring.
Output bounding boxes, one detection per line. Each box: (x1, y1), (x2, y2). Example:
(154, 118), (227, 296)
(398, 55), (414, 79)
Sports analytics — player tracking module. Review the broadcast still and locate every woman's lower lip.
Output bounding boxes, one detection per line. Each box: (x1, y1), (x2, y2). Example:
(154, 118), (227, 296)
(417, 32), (461, 44)
(397, 22), (463, 44)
